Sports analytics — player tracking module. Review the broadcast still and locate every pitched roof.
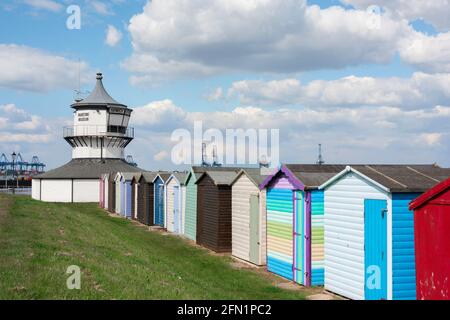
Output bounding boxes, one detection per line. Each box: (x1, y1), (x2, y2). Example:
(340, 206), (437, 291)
(34, 159), (141, 180)
(409, 177), (450, 210)
(286, 164), (346, 189)
(71, 73), (128, 109)
(121, 172), (136, 181)
(320, 165), (450, 193)
(169, 172), (188, 185)
(231, 168), (271, 187)
(197, 170), (239, 186)
(259, 164), (346, 190)
(140, 172), (158, 183)
(156, 172), (172, 182)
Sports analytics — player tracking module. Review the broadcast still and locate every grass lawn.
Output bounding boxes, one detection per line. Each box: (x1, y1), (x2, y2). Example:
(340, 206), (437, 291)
(0, 195), (310, 300)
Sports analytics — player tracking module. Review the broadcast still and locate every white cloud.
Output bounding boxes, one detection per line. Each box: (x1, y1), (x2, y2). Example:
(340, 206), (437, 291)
(418, 133), (442, 146)
(132, 99), (188, 131)
(105, 25), (123, 47)
(124, 0), (412, 84)
(399, 31), (450, 73)
(0, 44), (90, 92)
(128, 99), (450, 167)
(341, 0), (450, 31)
(90, 1), (113, 16)
(206, 87), (224, 101)
(153, 150), (168, 162)
(23, 0), (63, 12)
(0, 104), (53, 143)
(226, 72), (450, 109)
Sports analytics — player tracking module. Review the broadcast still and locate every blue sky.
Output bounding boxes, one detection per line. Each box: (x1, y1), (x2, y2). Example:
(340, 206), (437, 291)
(0, 0), (449, 170)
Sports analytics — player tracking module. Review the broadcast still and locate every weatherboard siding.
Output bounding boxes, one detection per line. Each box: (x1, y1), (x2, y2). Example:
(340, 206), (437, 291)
(324, 172), (388, 300)
(166, 179), (176, 233)
(311, 190), (325, 286)
(184, 174), (197, 241)
(231, 174), (267, 265)
(392, 193), (420, 300)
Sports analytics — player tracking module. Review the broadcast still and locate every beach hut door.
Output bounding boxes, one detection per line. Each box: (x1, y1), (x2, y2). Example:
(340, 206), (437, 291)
(364, 199), (388, 300)
(249, 194), (260, 264)
(294, 191), (304, 285)
(157, 186), (165, 226)
(174, 186), (180, 234)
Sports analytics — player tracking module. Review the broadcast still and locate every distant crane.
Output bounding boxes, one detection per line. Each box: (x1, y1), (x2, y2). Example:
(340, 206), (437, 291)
(316, 144), (325, 165)
(201, 143), (222, 167)
(0, 153), (46, 174)
(126, 155), (138, 167)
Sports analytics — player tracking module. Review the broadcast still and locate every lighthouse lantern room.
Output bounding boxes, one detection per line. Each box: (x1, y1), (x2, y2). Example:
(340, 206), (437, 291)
(64, 73), (134, 159)
(32, 73), (141, 203)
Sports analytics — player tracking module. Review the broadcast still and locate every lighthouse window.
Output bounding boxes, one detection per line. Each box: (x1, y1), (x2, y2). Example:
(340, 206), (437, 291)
(78, 112), (89, 122)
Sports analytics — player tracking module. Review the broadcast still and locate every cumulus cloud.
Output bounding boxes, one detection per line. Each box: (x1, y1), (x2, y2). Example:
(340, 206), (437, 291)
(0, 44), (90, 92)
(226, 72), (450, 109)
(124, 0), (412, 85)
(23, 0), (63, 12)
(206, 87), (224, 101)
(399, 31), (450, 73)
(128, 99), (450, 168)
(105, 25), (123, 47)
(341, 0), (450, 31)
(90, 0), (114, 16)
(132, 99), (188, 131)
(0, 104), (53, 143)
(153, 150), (169, 162)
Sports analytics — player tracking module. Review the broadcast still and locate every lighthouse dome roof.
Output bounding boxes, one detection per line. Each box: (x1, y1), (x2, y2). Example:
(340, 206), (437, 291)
(71, 73), (128, 109)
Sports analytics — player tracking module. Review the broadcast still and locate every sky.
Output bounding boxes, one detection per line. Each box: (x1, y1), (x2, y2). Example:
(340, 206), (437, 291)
(0, 0), (449, 170)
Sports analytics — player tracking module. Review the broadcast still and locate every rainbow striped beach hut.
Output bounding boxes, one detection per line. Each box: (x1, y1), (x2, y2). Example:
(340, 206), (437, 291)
(259, 164), (345, 286)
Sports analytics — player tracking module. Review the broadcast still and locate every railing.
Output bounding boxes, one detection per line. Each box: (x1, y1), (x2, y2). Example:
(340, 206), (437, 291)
(0, 188), (32, 195)
(63, 125), (134, 139)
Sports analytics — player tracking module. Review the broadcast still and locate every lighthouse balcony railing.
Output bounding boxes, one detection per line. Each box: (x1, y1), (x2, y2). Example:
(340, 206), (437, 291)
(63, 125), (134, 139)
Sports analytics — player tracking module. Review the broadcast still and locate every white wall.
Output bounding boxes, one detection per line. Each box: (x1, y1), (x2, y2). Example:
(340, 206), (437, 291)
(166, 179), (176, 233)
(32, 179), (41, 201)
(324, 172), (389, 300)
(104, 176), (109, 210)
(74, 109), (108, 127)
(232, 174), (266, 265)
(40, 180), (73, 203)
(72, 138), (124, 159)
(73, 180), (99, 203)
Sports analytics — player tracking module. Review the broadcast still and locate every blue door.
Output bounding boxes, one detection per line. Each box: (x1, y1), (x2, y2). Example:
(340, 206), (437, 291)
(173, 186), (180, 234)
(126, 183), (132, 219)
(294, 191), (304, 285)
(364, 199), (388, 300)
(154, 178), (165, 227)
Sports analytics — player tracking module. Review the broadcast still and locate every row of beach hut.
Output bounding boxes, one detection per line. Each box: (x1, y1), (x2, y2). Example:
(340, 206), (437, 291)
(99, 164), (450, 300)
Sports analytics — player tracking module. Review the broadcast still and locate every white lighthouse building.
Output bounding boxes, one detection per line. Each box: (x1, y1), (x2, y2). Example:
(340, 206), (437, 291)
(32, 73), (141, 203)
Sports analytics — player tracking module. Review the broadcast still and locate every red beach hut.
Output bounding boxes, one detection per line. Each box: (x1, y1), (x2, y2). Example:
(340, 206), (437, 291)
(410, 177), (450, 300)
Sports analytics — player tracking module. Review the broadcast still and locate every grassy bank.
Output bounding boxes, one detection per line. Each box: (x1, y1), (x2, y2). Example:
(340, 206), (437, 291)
(0, 195), (309, 300)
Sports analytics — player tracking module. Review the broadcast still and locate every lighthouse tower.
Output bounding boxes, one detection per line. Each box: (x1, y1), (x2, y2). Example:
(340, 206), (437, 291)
(32, 73), (141, 203)
(65, 73), (133, 160)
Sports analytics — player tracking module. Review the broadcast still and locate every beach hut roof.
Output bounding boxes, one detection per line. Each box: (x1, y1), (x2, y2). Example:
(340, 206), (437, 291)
(140, 172), (158, 183)
(319, 165), (450, 193)
(409, 177), (450, 210)
(231, 168), (271, 187)
(121, 172), (136, 181)
(152, 172), (172, 183)
(167, 172), (188, 185)
(259, 164), (346, 190)
(196, 171), (238, 186)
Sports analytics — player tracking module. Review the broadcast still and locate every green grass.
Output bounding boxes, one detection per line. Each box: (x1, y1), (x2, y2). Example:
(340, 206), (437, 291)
(0, 195), (308, 300)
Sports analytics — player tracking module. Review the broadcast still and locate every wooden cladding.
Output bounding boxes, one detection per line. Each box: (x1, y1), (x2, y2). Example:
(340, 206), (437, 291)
(197, 174), (232, 253)
(137, 178), (154, 226)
